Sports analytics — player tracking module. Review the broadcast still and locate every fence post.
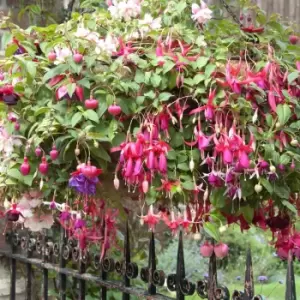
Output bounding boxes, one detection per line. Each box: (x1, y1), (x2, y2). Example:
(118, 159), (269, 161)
(243, 248), (254, 300)
(285, 251), (296, 300)
(207, 250), (217, 300)
(59, 227), (67, 300)
(10, 231), (17, 300)
(147, 231), (156, 295)
(123, 221), (130, 300)
(25, 231), (32, 300)
(42, 230), (49, 300)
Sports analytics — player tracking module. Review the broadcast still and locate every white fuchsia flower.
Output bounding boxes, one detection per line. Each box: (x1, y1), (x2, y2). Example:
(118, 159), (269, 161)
(108, 0), (142, 21)
(138, 13), (161, 37)
(191, 2), (213, 24)
(0, 127), (22, 157)
(53, 47), (72, 64)
(95, 34), (119, 56)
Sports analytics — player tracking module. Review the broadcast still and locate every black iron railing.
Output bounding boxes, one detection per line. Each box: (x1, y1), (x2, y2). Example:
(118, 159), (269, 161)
(0, 221), (297, 300)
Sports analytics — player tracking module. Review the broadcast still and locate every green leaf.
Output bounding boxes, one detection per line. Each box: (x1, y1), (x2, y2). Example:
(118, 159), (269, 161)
(158, 92), (173, 102)
(67, 83), (76, 98)
(25, 61), (36, 78)
(288, 71), (299, 84)
(210, 187), (226, 208)
(84, 110), (99, 123)
(77, 78), (90, 89)
(196, 57), (209, 69)
(144, 90), (156, 99)
(280, 154), (290, 165)
(282, 200), (297, 214)
(97, 101), (108, 118)
(1, 32), (12, 50)
(5, 44), (18, 57)
(260, 178), (273, 194)
(205, 64), (216, 78)
(163, 61), (175, 73)
(170, 132), (183, 148)
(43, 64), (68, 83)
(7, 169), (22, 180)
(96, 144), (111, 162)
(193, 73), (205, 84)
(177, 162), (189, 171)
(276, 104), (291, 125)
(265, 113), (273, 127)
(203, 222), (220, 242)
(273, 185), (290, 199)
(151, 74), (161, 87)
(134, 70), (145, 83)
(71, 112), (83, 127)
(34, 107), (51, 117)
(181, 181), (194, 190)
(240, 206), (254, 223)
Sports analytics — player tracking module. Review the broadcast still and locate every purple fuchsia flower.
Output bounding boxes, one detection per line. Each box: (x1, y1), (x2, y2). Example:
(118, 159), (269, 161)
(74, 213), (86, 229)
(69, 173), (99, 195)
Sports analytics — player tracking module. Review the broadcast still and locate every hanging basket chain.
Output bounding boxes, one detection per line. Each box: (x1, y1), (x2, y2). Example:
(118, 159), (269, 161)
(219, 0), (242, 25)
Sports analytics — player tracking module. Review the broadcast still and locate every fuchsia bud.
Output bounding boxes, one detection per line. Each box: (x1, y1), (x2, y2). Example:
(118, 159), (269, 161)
(200, 242), (214, 257)
(0, 73), (4, 81)
(214, 243), (229, 258)
(20, 157), (30, 176)
(142, 179), (149, 193)
(114, 176), (120, 190)
(73, 53), (83, 63)
(39, 157), (49, 175)
(48, 51), (56, 62)
(35, 147), (42, 157)
(50, 145), (59, 160)
(108, 104), (122, 116)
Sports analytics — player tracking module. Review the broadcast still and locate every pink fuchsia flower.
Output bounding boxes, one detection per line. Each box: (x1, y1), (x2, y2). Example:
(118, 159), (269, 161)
(191, 2), (213, 24)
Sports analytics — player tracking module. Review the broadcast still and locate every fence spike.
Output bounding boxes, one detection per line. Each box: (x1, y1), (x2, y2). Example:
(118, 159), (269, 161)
(207, 248), (217, 300)
(123, 220), (130, 300)
(148, 231), (157, 295)
(243, 248), (254, 300)
(176, 230), (185, 300)
(285, 251), (296, 300)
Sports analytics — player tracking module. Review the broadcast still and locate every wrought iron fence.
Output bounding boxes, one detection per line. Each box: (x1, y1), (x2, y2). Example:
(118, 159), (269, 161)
(0, 221), (297, 300)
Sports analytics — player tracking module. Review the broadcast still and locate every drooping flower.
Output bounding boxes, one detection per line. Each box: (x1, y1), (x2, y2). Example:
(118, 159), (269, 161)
(191, 2), (213, 24)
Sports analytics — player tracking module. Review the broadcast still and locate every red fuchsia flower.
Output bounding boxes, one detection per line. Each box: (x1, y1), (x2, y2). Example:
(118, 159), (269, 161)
(140, 205), (161, 231)
(189, 89), (216, 121)
(156, 39), (165, 66)
(162, 211), (181, 235)
(115, 38), (135, 59)
(157, 179), (181, 197)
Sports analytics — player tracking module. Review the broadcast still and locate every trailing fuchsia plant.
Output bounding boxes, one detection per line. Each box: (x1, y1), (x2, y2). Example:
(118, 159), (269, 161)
(0, 0), (299, 258)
